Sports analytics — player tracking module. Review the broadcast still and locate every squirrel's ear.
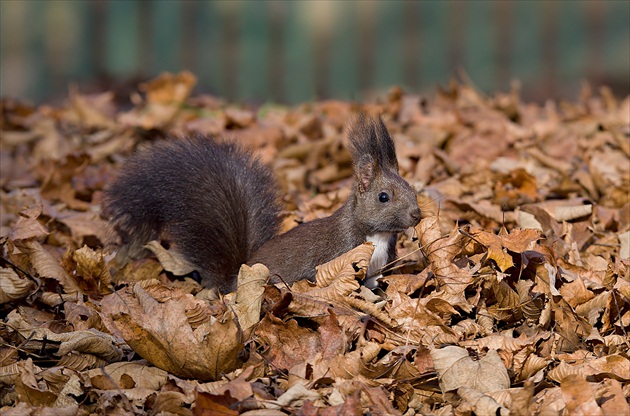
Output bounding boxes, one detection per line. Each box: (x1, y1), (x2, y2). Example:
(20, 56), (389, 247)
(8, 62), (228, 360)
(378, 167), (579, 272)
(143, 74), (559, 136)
(347, 113), (379, 193)
(355, 157), (375, 193)
(375, 116), (399, 171)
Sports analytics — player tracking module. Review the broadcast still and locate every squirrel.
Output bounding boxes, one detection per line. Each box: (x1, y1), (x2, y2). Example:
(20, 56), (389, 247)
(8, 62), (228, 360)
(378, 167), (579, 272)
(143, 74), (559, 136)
(103, 114), (421, 293)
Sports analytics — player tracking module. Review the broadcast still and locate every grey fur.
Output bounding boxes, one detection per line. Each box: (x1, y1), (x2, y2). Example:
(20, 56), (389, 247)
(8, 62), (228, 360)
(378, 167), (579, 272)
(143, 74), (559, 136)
(103, 134), (280, 293)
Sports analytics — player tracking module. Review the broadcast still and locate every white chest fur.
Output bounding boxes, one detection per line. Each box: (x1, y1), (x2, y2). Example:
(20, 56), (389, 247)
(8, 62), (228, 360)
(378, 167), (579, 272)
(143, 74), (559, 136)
(364, 232), (393, 288)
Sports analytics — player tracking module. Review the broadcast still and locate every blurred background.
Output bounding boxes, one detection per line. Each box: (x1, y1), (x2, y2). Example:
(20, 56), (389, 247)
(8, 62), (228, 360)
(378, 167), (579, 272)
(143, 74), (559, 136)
(1, 0), (628, 105)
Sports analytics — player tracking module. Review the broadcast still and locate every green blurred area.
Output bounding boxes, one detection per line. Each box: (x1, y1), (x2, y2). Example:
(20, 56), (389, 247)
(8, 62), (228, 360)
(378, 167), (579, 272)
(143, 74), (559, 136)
(1, 0), (628, 104)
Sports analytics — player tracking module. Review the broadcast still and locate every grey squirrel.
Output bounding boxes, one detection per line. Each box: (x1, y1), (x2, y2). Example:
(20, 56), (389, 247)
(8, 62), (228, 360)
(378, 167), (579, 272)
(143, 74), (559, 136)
(103, 114), (421, 293)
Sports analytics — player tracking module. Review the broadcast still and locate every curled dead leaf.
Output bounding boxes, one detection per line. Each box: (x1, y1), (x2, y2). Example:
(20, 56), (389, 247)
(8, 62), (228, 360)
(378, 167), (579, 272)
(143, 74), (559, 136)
(5, 309), (122, 364)
(118, 71), (197, 129)
(17, 240), (82, 294)
(416, 216), (474, 294)
(8, 204), (48, 242)
(0, 268), (35, 304)
(230, 263), (267, 332)
(73, 245), (112, 294)
(100, 282), (242, 380)
(144, 240), (197, 276)
(315, 242), (373, 289)
(457, 387), (509, 416)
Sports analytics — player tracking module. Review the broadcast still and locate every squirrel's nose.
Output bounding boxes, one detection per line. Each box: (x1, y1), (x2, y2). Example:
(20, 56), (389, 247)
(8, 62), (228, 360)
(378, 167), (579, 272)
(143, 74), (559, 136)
(410, 208), (422, 223)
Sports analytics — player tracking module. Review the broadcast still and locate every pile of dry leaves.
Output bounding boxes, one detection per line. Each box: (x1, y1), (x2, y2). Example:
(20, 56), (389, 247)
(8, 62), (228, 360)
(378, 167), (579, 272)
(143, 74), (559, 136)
(1, 72), (629, 415)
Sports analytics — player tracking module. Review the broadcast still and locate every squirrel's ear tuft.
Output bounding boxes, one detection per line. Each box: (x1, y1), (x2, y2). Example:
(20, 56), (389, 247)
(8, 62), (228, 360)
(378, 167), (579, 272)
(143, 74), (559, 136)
(347, 113), (399, 192)
(347, 113), (378, 192)
(374, 115), (399, 171)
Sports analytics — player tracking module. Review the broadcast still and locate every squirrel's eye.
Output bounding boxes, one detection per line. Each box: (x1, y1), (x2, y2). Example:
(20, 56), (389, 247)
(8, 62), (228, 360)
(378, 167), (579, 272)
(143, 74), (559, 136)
(378, 192), (390, 203)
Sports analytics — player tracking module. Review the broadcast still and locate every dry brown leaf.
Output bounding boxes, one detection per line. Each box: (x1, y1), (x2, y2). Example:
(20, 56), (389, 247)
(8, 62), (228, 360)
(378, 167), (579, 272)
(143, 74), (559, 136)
(100, 282), (242, 380)
(55, 211), (110, 246)
(5, 309), (122, 364)
(150, 390), (192, 414)
(8, 204), (48, 242)
(487, 278), (522, 322)
(431, 346), (510, 394)
(416, 216), (474, 294)
(144, 240), (197, 276)
(224, 107), (256, 128)
(64, 300), (103, 332)
(9, 359), (58, 407)
(56, 352), (107, 372)
(548, 354), (630, 383)
(118, 71), (197, 129)
(554, 204), (593, 221)
(470, 227), (541, 272)
(314, 242), (373, 289)
(457, 387), (509, 416)
(599, 378), (630, 415)
(619, 230), (630, 260)
(73, 245), (112, 294)
(230, 263), (267, 332)
(18, 240), (82, 294)
(493, 168), (539, 210)
(195, 368), (255, 404)
(387, 291), (456, 345)
(518, 353), (549, 381)
(114, 258), (163, 284)
(560, 375), (604, 416)
(559, 277), (595, 310)
(254, 315), (322, 371)
(0, 267), (35, 304)
(67, 88), (116, 129)
(271, 382), (322, 409)
(327, 342), (381, 379)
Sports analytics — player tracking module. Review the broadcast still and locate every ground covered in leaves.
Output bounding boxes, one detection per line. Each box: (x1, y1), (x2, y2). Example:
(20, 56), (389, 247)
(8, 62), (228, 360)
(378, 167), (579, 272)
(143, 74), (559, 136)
(1, 72), (629, 415)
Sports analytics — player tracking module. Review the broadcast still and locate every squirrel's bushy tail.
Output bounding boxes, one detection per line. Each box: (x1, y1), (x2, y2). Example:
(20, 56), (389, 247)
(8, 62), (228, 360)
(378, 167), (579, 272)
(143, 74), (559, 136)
(103, 134), (281, 293)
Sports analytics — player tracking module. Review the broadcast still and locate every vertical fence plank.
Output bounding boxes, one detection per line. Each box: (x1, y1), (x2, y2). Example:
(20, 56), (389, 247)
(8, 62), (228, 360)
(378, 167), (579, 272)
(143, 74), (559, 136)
(267, 1), (286, 103)
(510, 1), (543, 88)
(105, 1), (140, 76)
(181, 1), (199, 76)
(373, 2), (405, 92)
(237, 1), (270, 103)
(75, 1), (95, 83)
(282, 2), (315, 104)
(401, 1), (420, 92)
(556, 0), (587, 93)
(447, 1), (466, 81)
(151, 1), (183, 74)
(44, 1), (81, 96)
(462, 1), (498, 92)
(540, 1), (558, 97)
(495, 1), (512, 89)
(220, 2), (241, 101)
(418, 1), (449, 89)
(0, 1), (35, 100)
(328, 2), (359, 100)
(196, 2), (223, 97)
(603, 1), (630, 83)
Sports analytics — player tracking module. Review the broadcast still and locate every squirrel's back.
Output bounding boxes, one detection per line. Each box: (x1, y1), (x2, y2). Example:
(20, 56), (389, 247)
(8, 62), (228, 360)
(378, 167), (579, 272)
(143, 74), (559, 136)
(103, 134), (281, 293)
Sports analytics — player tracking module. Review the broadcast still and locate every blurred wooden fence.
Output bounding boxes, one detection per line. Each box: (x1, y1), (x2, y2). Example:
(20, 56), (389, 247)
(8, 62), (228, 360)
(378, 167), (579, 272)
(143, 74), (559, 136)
(1, 0), (628, 104)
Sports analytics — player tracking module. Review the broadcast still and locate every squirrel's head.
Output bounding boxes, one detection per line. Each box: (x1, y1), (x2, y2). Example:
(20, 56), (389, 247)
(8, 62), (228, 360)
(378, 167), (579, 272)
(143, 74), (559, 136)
(347, 114), (421, 234)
